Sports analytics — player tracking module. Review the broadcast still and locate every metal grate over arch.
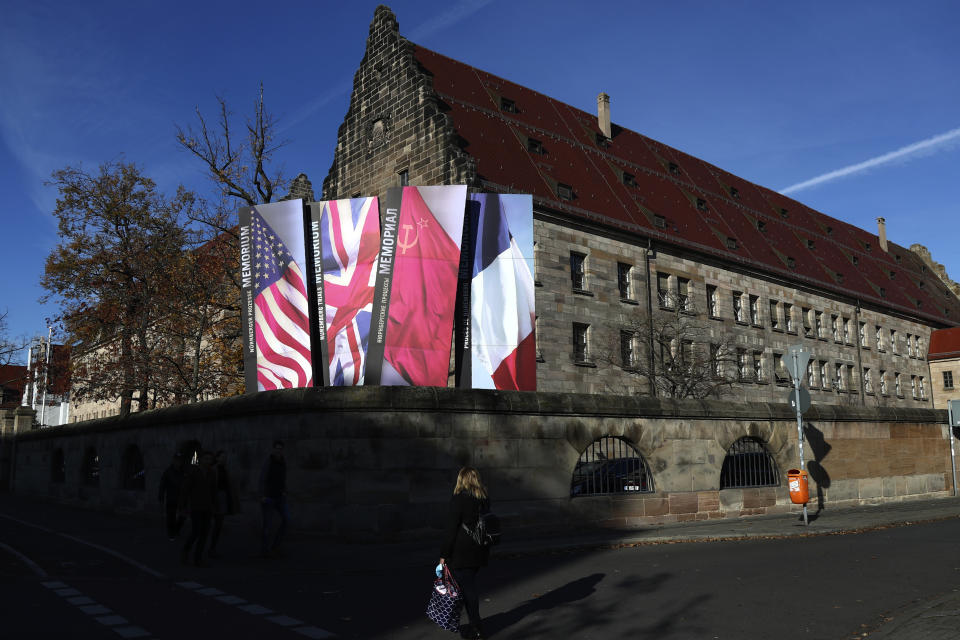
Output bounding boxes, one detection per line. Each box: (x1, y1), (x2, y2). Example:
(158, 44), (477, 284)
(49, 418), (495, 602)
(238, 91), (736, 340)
(571, 436), (654, 497)
(719, 437), (780, 489)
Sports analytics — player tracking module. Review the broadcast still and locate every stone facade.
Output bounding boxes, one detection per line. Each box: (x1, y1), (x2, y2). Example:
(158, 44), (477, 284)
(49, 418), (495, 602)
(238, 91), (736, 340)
(929, 357), (960, 411)
(9, 388), (954, 540)
(318, 7), (945, 406)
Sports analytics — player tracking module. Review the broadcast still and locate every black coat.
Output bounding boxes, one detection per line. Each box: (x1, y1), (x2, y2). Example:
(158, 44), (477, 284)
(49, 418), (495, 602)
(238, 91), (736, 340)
(440, 492), (490, 569)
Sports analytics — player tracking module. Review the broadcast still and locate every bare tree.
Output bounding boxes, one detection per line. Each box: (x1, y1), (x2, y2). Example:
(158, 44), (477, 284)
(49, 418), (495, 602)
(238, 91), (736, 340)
(597, 295), (741, 399)
(175, 83), (288, 209)
(0, 310), (26, 367)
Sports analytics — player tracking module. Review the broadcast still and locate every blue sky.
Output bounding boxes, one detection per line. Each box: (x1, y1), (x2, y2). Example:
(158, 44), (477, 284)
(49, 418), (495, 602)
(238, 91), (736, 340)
(2, 1), (959, 360)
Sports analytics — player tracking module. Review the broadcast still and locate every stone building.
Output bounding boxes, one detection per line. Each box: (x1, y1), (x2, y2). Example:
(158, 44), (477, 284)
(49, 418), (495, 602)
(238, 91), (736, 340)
(320, 6), (960, 405)
(928, 326), (960, 411)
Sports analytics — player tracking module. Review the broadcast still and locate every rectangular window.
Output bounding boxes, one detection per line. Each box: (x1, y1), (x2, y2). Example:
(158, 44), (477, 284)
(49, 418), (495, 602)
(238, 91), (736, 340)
(398, 169), (409, 186)
(917, 336), (925, 360)
(528, 137), (543, 153)
(734, 292), (744, 322)
(815, 311), (824, 338)
(753, 351), (764, 381)
(501, 97), (517, 112)
(847, 365), (856, 393)
(907, 333), (914, 357)
(945, 371), (955, 390)
(895, 372), (903, 397)
(749, 295), (760, 325)
(707, 285), (719, 317)
(890, 329), (898, 354)
(573, 322), (590, 363)
(785, 304), (795, 333)
(864, 368), (873, 394)
(919, 376), (926, 399)
(820, 360), (829, 390)
(678, 278), (691, 311)
(570, 252), (586, 290)
(843, 317), (851, 343)
(879, 370), (887, 395)
(770, 300), (780, 329)
(617, 263), (632, 300)
(806, 360), (815, 388)
(835, 363), (844, 390)
(710, 343), (723, 378)
(876, 325), (883, 351)
(802, 307), (812, 336)
(620, 331), (635, 369)
(658, 272), (672, 308)
(737, 349), (748, 381)
(860, 322), (867, 348)
(831, 314), (840, 342)
(910, 375), (917, 399)
(774, 352), (787, 383)
(681, 341), (694, 368)
(557, 183), (573, 200)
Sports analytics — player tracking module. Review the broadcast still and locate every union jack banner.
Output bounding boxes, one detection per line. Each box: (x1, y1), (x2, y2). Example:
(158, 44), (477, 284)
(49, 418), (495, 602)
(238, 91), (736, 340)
(311, 197), (380, 386)
(242, 203), (313, 391)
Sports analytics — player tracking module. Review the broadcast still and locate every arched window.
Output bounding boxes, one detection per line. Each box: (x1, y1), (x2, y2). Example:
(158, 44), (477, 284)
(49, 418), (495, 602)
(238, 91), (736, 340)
(121, 444), (145, 491)
(571, 436), (654, 497)
(51, 449), (65, 484)
(81, 447), (100, 487)
(719, 437), (780, 489)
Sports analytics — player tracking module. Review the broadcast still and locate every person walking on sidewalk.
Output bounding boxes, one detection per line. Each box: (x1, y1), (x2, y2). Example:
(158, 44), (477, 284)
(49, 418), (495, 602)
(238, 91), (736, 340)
(208, 450), (239, 558)
(158, 453), (185, 540)
(260, 440), (289, 557)
(439, 467), (490, 640)
(178, 450), (218, 567)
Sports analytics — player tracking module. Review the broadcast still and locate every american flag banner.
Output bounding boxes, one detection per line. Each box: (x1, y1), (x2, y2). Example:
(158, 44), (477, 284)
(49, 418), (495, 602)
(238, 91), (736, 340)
(239, 200), (313, 392)
(310, 197), (380, 386)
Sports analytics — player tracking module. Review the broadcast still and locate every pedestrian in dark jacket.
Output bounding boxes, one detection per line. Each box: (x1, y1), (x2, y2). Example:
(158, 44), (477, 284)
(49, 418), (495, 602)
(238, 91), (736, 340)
(208, 450), (240, 558)
(439, 467), (490, 640)
(158, 454), (185, 540)
(178, 450), (218, 567)
(260, 440), (289, 556)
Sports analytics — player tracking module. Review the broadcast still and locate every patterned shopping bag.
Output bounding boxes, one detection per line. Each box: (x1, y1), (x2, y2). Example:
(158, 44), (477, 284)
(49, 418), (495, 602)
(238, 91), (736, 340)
(426, 565), (462, 632)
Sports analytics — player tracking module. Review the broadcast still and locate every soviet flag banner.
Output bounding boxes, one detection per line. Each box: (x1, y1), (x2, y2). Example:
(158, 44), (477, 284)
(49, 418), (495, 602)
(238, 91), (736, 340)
(307, 197), (381, 387)
(465, 193), (536, 390)
(367, 185), (468, 386)
(239, 199), (313, 392)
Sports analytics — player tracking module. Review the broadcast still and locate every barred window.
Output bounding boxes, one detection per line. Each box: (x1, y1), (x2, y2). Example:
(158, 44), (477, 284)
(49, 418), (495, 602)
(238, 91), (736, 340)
(571, 436), (654, 496)
(620, 331), (636, 369)
(617, 263), (632, 299)
(720, 437), (780, 489)
(570, 252), (586, 290)
(82, 447), (100, 487)
(573, 322), (590, 363)
(121, 444), (146, 491)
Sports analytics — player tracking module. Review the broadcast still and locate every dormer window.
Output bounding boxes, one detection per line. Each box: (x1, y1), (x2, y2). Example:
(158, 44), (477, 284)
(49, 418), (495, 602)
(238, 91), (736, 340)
(880, 287), (886, 297)
(757, 220), (766, 233)
(622, 172), (636, 187)
(696, 198), (707, 212)
(557, 183), (573, 200)
(919, 281), (925, 289)
(653, 215), (666, 229)
(836, 273), (844, 284)
(500, 97), (517, 113)
(807, 239), (815, 250)
(825, 226), (833, 235)
(889, 270), (896, 279)
(668, 162), (679, 175)
(730, 187), (740, 199)
(527, 137), (543, 154)
(780, 208), (789, 219)
(895, 254), (902, 264)
(726, 237), (738, 250)
(787, 257), (796, 268)
(852, 255), (859, 265)
(865, 242), (872, 252)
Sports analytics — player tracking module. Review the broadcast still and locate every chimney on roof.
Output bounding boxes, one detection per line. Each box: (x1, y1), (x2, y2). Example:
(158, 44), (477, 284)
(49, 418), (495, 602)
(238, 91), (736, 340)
(877, 217), (888, 252)
(597, 93), (611, 139)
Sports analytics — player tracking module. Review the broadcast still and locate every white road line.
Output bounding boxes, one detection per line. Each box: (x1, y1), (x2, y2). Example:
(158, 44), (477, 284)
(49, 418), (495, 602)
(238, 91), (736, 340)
(0, 540), (48, 578)
(0, 512), (167, 579)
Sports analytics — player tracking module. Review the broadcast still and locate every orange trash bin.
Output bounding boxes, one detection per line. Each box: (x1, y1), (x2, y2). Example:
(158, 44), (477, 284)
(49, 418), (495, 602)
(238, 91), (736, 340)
(787, 469), (809, 505)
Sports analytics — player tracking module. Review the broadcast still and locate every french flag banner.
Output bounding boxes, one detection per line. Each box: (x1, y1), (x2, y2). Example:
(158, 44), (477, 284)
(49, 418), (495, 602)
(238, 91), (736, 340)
(307, 197), (380, 387)
(239, 199), (314, 392)
(367, 185), (467, 387)
(467, 193), (536, 391)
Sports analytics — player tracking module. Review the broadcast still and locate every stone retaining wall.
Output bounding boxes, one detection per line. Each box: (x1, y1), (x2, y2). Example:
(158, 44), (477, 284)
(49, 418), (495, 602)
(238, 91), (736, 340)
(9, 388), (955, 540)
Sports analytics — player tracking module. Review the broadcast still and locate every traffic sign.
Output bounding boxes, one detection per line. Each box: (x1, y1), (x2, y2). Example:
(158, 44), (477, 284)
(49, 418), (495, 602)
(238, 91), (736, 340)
(785, 345), (812, 381)
(787, 387), (811, 414)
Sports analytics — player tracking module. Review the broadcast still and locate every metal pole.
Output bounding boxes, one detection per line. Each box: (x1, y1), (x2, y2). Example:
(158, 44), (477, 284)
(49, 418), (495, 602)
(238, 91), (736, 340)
(949, 403), (958, 498)
(39, 327), (52, 428)
(793, 352), (808, 525)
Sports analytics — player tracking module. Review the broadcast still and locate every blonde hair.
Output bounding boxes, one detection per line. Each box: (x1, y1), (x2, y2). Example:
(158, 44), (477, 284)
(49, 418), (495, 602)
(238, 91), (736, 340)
(454, 467), (488, 500)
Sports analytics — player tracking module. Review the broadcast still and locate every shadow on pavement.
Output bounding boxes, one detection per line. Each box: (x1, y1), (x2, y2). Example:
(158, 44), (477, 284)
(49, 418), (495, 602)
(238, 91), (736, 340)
(483, 573), (606, 637)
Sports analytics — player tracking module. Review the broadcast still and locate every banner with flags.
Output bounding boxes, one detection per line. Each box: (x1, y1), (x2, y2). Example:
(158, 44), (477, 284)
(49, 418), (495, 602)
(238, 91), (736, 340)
(367, 185), (467, 386)
(239, 200), (313, 392)
(465, 193), (536, 390)
(307, 197), (380, 386)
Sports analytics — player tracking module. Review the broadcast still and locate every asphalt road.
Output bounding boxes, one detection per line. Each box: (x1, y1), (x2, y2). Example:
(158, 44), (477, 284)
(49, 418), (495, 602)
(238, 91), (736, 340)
(2, 496), (960, 639)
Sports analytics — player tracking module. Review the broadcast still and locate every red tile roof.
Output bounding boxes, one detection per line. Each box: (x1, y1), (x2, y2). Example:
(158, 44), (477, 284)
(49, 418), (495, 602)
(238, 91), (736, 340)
(413, 46), (960, 327)
(0, 364), (27, 408)
(929, 327), (960, 361)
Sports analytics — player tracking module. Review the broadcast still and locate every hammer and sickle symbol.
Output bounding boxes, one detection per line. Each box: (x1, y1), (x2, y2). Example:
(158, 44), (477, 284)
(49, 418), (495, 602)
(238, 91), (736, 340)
(398, 220), (425, 254)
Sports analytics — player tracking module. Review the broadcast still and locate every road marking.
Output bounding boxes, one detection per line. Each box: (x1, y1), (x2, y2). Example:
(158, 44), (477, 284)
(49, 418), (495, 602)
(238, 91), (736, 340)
(0, 513), (54, 533)
(176, 582), (336, 637)
(113, 627), (151, 638)
(67, 596), (96, 605)
(55, 587), (82, 596)
(42, 581), (67, 589)
(0, 540), (49, 578)
(96, 615), (130, 626)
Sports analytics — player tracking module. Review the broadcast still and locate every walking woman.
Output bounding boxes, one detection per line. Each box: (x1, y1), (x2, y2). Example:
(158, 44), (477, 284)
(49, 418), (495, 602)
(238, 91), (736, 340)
(439, 467), (490, 640)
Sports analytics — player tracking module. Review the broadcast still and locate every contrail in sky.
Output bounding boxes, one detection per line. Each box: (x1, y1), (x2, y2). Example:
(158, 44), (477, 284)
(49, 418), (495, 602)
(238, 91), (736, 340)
(779, 126), (960, 195)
